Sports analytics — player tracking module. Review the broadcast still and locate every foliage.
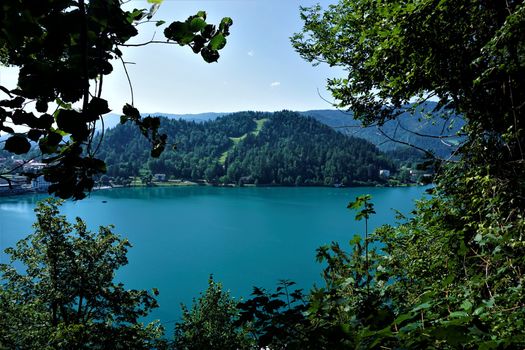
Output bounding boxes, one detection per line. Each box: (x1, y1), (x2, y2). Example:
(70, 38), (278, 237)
(292, 0), (523, 133)
(236, 280), (309, 349)
(222, 1), (525, 348)
(0, 0), (232, 199)
(95, 111), (395, 186)
(0, 198), (166, 349)
(173, 276), (251, 350)
(235, 183), (524, 348)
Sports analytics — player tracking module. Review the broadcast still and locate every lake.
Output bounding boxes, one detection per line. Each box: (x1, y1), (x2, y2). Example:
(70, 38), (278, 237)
(0, 186), (427, 331)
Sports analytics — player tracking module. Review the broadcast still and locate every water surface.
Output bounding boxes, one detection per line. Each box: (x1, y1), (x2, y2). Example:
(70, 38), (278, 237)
(0, 186), (427, 328)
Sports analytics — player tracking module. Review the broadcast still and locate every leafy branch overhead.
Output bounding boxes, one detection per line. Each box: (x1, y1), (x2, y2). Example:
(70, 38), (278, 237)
(163, 11), (232, 63)
(0, 0), (232, 199)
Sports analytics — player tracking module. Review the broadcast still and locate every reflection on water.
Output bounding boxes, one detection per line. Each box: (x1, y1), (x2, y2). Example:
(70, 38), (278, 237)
(0, 194), (45, 211)
(1, 201), (38, 214)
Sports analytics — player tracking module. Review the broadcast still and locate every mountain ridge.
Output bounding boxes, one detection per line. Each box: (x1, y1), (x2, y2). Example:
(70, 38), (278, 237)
(97, 111), (395, 186)
(99, 103), (463, 158)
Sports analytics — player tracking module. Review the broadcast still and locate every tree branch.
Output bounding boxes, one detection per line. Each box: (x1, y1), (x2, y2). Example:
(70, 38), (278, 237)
(376, 126), (435, 158)
(79, 0), (90, 112)
(120, 57), (135, 106)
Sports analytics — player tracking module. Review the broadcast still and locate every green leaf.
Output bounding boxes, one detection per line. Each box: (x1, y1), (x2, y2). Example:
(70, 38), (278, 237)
(84, 157), (107, 173)
(449, 311), (469, 318)
(202, 24), (216, 39)
(196, 11), (207, 20)
(0, 96), (24, 109)
(189, 18), (207, 32)
(147, 0), (163, 3)
(350, 234), (361, 245)
(395, 312), (414, 324)
(473, 306), (485, 316)
(56, 109), (89, 140)
(35, 99), (48, 113)
(122, 103), (141, 121)
(460, 300), (473, 312)
(412, 301), (432, 311)
(39, 132), (62, 154)
(209, 34), (226, 51)
(87, 97), (111, 119)
(4, 135), (31, 155)
(164, 21), (194, 44)
(219, 17), (233, 33)
(27, 129), (43, 142)
(201, 47), (220, 63)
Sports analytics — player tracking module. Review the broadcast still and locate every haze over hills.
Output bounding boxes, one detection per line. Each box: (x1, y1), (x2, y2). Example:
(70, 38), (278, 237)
(302, 103), (464, 158)
(99, 102), (463, 159)
(96, 110), (395, 186)
(99, 112), (226, 131)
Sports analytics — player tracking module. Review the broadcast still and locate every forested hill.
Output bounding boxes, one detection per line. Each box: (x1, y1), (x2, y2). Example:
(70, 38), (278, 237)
(302, 102), (464, 158)
(97, 110), (395, 186)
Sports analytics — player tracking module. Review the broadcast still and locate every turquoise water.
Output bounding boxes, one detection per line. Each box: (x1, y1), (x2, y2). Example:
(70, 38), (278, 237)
(0, 186), (427, 329)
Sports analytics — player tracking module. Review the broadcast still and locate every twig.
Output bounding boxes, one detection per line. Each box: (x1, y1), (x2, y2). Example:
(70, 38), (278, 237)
(79, 0), (90, 112)
(120, 57), (135, 106)
(120, 40), (179, 48)
(376, 126), (436, 158)
(92, 116), (105, 156)
(396, 119), (463, 140)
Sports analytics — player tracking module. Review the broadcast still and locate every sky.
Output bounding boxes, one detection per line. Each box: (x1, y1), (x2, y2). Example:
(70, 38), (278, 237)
(0, 0), (342, 115)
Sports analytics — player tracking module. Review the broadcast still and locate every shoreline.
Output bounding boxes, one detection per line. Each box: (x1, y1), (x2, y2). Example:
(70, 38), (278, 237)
(0, 181), (424, 199)
(95, 180), (422, 190)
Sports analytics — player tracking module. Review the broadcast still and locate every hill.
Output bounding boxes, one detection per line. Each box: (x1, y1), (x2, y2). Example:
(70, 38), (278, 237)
(96, 111), (395, 186)
(97, 102), (462, 159)
(301, 102), (464, 158)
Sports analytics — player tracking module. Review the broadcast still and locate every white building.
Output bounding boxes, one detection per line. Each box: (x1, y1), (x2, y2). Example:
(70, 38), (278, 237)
(154, 173), (167, 182)
(31, 176), (50, 192)
(23, 161), (47, 172)
(379, 169), (391, 178)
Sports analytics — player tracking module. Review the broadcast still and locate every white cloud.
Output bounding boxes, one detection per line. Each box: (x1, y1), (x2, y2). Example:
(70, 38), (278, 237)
(270, 81), (281, 87)
(247, 50), (255, 57)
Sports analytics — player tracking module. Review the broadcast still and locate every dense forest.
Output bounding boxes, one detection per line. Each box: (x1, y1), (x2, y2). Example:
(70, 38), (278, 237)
(99, 104), (462, 159)
(96, 111), (396, 186)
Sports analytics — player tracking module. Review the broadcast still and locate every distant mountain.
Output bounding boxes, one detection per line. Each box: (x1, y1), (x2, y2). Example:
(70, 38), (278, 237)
(96, 111), (395, 186)
(301, 103), (464, 158)
(99, 112), (224, 131)
(147, 112), (225, 122)
(98, 103), (462, 159)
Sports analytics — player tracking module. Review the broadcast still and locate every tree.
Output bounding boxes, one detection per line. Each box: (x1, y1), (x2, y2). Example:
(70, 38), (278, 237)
(291, 0), (524, 170)
(285, 0), (525, 348)
(0, 0), (232, 199)
(0, 198), (166, 349)
(173, 276), (252, 350)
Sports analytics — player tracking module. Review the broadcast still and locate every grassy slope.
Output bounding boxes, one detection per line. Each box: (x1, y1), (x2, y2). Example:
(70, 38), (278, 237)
(219, 118), (268, 164)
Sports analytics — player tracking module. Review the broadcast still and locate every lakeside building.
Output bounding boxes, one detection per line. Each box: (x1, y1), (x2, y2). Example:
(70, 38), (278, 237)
(379, 169), (391, 178)
(23, 161), (47, 172)
(0, 175), (31, 196)
(0, 159), (50, 195)
(31, 175), (51, 192)
(154, 173), (167, 182)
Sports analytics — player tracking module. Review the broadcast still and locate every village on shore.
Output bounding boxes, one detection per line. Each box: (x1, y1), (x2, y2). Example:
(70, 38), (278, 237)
(1, 158), (432, 198)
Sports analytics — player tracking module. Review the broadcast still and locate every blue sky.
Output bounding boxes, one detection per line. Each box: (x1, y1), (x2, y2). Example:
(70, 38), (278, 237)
(0, 0), (342, 116)
(108, 0), (342, 114)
